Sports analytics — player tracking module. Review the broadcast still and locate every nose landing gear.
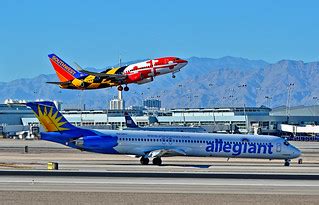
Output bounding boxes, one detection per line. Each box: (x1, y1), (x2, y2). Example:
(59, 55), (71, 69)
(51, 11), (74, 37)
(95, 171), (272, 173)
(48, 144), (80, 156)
(284, 159), (291, 166)
(172, 74), (176, 78)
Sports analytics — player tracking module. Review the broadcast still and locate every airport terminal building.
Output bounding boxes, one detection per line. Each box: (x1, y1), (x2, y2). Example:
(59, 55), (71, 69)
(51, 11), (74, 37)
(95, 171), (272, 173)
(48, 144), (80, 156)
(1, 99), (319, 138)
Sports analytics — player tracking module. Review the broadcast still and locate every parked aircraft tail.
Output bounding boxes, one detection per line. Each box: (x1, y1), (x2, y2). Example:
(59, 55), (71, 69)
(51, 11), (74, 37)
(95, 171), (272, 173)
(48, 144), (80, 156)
(48, 53), (81, 82)
(124, 112), (139, 128)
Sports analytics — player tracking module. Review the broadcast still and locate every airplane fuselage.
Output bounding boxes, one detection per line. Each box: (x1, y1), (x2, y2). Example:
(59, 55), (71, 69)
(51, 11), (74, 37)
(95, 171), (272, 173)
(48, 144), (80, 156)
(42, 129), (301, 160)
(51, 56), (188, 90)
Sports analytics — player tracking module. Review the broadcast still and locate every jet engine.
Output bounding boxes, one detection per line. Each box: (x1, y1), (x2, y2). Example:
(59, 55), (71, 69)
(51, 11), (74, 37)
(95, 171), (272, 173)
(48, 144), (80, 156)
(72, 79), (85, 88)
(127, 72), (143, 83)
(72, 136), (118, 153)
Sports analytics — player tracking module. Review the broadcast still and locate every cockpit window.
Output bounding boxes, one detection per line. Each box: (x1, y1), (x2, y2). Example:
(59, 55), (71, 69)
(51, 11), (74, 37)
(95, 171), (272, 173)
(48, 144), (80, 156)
(283, 138), (290, 146)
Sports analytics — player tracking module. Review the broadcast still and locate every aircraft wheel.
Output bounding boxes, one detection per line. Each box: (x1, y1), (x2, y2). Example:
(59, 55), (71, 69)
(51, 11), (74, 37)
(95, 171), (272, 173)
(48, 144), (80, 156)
(124, 86), (129, 91)
(284, 159), (290, 166)
(153, 157), (162, 166)
(140, 157), (149, 165)
(172, 74), (176, 78)
(117, 85), (123, 91)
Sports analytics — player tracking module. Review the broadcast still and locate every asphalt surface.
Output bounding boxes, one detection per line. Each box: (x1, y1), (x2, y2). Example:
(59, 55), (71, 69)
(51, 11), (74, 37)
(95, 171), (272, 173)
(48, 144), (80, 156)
(0, 139), (318, 204)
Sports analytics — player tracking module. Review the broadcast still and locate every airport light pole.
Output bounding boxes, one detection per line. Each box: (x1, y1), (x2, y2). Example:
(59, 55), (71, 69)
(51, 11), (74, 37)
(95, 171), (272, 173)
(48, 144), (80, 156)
(256, 87), (262, 107)
(238, 84), (247, 107)
(222, 96), (227, 107)
(194, 95), (199, 108)
(227, 88), (235, 107)
(238, 84), (249, 133)
(265, 96), (272, 108)
(286, 83), (295, 124)
(312, 96), (319, 125)
(208, 83), (213, 108)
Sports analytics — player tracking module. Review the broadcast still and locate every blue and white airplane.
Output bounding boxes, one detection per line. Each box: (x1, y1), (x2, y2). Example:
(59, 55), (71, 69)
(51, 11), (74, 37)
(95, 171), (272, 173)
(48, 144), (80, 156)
(124, 112), (207, 133)
(26, 101), (301, 166)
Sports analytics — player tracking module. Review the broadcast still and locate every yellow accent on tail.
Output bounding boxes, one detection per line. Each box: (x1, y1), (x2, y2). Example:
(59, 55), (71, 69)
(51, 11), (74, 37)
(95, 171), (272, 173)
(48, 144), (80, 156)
(34, 105), (69, 132)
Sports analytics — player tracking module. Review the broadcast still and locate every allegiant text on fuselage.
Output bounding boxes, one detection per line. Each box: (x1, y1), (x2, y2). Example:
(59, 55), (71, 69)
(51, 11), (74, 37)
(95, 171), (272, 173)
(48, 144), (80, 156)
(205, 139), (273, 156)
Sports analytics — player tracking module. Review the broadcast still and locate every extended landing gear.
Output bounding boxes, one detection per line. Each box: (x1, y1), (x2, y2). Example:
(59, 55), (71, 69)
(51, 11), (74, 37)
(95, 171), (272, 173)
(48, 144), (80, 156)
(140, 157), (162, 165)
(284, 159), (291, 166)
(172, 74), (176, 78)
(140, 157), (149, 165)
(117, 85), (129, 91)
(117, 85), (123, 91)
(152, 157), (162, 166)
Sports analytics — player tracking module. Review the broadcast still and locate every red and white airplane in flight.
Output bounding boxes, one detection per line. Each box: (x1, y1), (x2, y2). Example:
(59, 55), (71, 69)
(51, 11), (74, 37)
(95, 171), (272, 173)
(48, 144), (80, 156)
(47, 54), (188, 91)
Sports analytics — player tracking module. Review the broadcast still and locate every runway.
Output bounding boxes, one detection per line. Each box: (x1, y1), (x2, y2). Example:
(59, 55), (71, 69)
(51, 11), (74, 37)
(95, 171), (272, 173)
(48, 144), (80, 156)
(0, 174), (319, 194)
(0, 139), (318, 204)
(0, 172), (319, 204)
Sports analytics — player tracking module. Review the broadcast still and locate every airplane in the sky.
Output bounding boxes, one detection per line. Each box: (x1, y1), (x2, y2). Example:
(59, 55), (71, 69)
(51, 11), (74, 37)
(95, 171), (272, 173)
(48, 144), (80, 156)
(47, 53), (188, 91)
(124, 112), (207, 133)
(27, 101), (301, 166)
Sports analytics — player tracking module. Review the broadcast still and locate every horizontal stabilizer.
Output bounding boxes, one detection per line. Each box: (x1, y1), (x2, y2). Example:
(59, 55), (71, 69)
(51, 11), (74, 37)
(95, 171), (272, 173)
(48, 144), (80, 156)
(46, 81), (72, 86)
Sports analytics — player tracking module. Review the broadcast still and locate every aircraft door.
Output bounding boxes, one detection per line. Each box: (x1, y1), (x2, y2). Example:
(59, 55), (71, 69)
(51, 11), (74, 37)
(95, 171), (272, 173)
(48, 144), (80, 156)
(276, 143), (281, 152)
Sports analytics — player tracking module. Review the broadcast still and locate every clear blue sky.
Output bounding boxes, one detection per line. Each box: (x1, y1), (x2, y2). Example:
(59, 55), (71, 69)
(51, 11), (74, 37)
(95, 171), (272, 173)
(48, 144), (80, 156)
(1, 0), (319, 82)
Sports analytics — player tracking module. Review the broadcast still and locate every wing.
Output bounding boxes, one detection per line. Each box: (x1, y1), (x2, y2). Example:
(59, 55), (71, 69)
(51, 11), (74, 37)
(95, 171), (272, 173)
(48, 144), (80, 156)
(46, 81), (72, 86)
(146, 148), (187, 158)
(74, 62), (127, 83)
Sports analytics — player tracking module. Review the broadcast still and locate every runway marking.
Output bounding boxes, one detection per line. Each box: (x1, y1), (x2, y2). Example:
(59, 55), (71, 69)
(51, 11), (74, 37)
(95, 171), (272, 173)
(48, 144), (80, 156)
(0, 177), (319, 187)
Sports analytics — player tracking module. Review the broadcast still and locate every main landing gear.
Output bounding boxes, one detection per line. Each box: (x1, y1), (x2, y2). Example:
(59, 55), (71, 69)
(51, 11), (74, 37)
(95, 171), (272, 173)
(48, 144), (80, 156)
(152, 157), (162, 166)
(117, 85), (129, 91)
(140, 157), (149, 165)
(284, 159), (291, 166)
(140, 157), (162, 166)
(172, 74), (176, 78)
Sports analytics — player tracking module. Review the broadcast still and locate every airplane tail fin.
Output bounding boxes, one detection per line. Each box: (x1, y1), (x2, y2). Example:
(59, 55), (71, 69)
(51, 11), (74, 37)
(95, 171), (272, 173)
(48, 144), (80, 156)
(48, 54), (81, 82)
(124, 112), (139, 128)
(26, 101), (76, 132)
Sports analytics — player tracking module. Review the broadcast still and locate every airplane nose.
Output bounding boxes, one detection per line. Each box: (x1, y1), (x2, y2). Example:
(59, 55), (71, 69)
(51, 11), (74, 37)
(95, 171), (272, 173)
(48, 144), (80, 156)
(176, 59), (188, 64)
(291, 146), (301, 158)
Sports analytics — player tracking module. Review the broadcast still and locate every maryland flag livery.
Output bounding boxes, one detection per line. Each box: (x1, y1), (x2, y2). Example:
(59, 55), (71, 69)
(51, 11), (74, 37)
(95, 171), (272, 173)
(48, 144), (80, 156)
(47, 53), (188, 91)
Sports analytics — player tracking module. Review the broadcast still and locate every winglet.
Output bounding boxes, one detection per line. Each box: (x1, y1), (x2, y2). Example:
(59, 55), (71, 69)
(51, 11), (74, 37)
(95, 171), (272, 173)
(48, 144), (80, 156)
(74, 62), (84, 71)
